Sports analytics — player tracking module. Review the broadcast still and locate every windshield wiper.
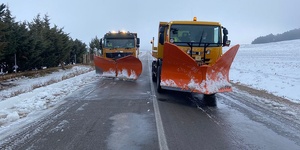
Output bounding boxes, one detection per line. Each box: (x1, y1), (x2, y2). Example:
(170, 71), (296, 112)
(198, 30), (210, 64)
(198, 30), (204, 47)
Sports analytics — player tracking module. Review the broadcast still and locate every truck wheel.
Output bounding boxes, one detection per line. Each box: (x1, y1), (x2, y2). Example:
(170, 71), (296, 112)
(156, 66), (163, 93)
(203, 94), (216, 107)
(152, 73), (157, 82)
(152, 62), (157, 82)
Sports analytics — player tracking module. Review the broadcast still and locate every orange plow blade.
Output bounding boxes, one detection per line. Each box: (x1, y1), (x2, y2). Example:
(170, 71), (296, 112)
(161, 43), (239, 94)
(94, 55), (142, 80)
(94, 55), (117, 77)
(116, 55), (142, 80)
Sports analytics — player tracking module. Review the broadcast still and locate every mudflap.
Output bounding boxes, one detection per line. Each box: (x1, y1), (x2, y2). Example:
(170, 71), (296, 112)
(93, 55), (142, 80)
(160, 42), (239, 94)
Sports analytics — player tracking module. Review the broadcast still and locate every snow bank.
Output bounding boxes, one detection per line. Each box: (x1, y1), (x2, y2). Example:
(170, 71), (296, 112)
(0, 65), (97, 126)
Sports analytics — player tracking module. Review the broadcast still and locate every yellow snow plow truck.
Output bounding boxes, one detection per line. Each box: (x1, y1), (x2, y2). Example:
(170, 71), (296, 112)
(151, 17), (239, 104)
(94, 30), (142, 80)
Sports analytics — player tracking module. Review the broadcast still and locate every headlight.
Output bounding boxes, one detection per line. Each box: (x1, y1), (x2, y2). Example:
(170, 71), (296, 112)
(206, 49), (211, 54)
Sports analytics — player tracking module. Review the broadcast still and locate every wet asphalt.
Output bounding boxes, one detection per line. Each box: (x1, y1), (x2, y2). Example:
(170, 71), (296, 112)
(1, 52), (300, 150)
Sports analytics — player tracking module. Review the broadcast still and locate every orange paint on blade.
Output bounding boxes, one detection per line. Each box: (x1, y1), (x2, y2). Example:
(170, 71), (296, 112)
(94, 55), (142, 80)
(94, 55), (117, 77)
(116, 55), (142, 80)
(161, 43), (239, 94)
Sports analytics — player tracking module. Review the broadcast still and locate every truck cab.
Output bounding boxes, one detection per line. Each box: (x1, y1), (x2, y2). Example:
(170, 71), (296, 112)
(154, 17), (230, 66)
(100, 31), (140, 60)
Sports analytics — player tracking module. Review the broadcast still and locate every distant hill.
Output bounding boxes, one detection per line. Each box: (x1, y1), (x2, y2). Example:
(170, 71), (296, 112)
(251, 28), (300, 44)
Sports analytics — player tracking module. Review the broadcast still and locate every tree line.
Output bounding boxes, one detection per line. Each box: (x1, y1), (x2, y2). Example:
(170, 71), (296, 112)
(0, 4), (90, 74)
(252, 28), (300, 44)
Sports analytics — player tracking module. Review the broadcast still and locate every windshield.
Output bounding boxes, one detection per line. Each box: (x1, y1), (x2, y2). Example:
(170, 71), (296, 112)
(169, 24), (221, 47)
(104, 38), (135, 48)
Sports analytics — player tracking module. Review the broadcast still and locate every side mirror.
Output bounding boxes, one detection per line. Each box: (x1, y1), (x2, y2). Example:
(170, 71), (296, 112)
(137, 38), (140, 45)
(224, 40), (231, 46)
(159, 26), (165, 33)
(159, 27), (165, 45)
(223, 36), (231, 46)
(222, 27), (230, 46)
(136, 44), (140, 48)
(99, 38), (103, 50)
(159, 33), (164, 45)
(223, 27), (228, 35)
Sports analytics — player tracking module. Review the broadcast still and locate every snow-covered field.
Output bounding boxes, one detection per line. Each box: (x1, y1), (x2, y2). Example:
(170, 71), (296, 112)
(0, 40), (299, 138)
(229, 40), (300, 103)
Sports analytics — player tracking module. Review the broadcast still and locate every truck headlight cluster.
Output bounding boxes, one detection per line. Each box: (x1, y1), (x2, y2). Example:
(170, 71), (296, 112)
(206, 50), (211, 54)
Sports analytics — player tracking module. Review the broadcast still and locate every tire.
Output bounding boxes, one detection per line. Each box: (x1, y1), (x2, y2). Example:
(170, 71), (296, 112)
(152, 73), (157, 82)
(152, 61), (157, 82)
(203, 94), (217, 107)
(156, 66), (163, 93)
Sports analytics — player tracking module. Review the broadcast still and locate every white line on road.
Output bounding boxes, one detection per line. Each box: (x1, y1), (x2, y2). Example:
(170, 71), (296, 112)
(147, 52), (169, 150)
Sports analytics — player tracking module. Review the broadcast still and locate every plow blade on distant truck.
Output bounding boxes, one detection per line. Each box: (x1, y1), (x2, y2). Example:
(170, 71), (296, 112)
(160, 43), (239, 94)
(94, 55), (142, 80)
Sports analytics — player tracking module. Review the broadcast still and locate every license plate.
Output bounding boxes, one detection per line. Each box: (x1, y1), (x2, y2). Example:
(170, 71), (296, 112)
(195, 56), (201, 61)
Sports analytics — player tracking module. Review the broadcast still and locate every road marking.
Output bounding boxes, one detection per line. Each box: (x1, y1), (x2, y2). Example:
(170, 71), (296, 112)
(147, 52), (169, 150)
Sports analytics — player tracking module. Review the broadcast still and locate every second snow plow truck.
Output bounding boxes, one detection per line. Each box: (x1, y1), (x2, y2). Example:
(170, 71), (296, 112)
(151, 17), (239, 104)
(94, 30), (142, 80)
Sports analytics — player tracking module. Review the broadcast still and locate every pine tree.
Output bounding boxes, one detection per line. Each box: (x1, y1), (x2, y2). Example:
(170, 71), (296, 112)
(1, 5), (18, 72)
(71, 39), (87, 63)
(89, 36), (101, 55)
(0, 4), (89, 73)
(0, 4), (8, 60)
(28, 14), (50, 69)
(14, 21), (32, 71)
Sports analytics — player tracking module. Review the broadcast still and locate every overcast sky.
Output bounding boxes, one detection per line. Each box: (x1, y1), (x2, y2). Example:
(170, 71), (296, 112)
(2, 0), (300, 50)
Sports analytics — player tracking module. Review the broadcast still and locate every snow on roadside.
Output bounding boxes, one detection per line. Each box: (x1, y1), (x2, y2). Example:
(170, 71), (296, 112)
(0, 65), (97, 126)
(0, 42), (299, 130)
(229, 40), (300, 103)
(0, 66), (93, 100)
(0, 52), (149, 127)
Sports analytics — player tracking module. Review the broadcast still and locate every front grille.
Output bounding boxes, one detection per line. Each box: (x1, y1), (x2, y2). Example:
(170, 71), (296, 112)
(106, 52), (133, 59)
(194, 58), (211, 65)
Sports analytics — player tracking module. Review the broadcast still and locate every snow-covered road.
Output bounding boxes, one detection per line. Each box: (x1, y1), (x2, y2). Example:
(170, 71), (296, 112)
(0, 40), (299, 139)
